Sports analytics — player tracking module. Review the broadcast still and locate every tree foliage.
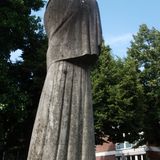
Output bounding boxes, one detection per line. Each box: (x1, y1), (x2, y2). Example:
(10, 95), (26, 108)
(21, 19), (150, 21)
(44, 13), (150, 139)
(127, 24), (160, 145)
(92, 44), (144, 144)
(0, 0), (47, 155)
(92, 25), (160, 146)
(0, 0), (44, 56)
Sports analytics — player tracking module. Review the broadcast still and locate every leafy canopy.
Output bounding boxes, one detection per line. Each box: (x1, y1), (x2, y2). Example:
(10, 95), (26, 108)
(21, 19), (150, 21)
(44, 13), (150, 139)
(0, 0), (47, 154)
(92, 25), (160, 146)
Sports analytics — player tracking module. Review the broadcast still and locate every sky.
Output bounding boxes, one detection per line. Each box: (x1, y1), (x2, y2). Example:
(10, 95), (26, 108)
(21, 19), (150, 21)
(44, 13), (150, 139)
(11, 0), (160, 61)
(98, 0), (160, 58)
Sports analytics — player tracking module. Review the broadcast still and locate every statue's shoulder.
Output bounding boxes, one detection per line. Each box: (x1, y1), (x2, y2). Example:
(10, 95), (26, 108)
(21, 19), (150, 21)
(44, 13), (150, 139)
(46, 0), (51, 8)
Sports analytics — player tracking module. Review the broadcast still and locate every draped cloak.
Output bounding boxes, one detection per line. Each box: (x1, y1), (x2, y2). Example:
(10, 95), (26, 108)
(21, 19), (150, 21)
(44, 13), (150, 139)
(44, 0), (102, 67)
(27, 0), (102, 160)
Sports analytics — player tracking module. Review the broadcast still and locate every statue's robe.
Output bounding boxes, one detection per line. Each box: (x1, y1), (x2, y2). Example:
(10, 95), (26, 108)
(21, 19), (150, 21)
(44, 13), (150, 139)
(27, 0), (102, 160)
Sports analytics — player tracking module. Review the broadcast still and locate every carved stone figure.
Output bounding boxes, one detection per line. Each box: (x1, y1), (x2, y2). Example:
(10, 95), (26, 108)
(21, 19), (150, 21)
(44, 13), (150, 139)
(27, 0), (102, 160)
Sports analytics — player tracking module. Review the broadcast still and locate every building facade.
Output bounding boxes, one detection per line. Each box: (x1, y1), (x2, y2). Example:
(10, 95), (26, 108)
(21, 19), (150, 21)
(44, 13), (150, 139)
(96, 141), (147, 160)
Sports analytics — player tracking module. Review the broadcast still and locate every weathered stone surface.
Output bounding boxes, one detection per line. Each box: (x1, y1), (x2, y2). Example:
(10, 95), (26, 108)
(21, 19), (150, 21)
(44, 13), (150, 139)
(27, 0), (102, 160)
(27, 62), (96, 160)
(44, 0), (102, 68)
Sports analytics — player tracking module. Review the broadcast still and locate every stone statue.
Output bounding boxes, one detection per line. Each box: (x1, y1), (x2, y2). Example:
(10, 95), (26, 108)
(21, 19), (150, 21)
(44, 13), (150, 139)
(27, 0), (102, 160)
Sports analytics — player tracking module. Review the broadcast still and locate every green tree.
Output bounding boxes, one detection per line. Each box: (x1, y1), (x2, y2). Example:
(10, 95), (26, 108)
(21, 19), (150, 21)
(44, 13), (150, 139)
(0, 0), (44, 56)
(0, 0), (47, 157)
(92, 44), (144, 144)
(127, 24), (160, 146)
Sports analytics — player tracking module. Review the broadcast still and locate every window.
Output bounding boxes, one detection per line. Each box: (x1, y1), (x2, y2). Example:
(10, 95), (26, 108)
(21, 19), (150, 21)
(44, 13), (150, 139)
(116, 141), (133, 150)
(116, 143), (124, 150)
(116, 157), (121, 160)
(138, 155), (141, 160)
(125, 142), (132, 148)
(116, 154), (147, 160)
(143, 154), (147, 160)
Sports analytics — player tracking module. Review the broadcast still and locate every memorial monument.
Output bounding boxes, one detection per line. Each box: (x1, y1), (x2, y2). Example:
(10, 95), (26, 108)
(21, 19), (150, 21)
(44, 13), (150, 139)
(27, 0), (102, 159)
